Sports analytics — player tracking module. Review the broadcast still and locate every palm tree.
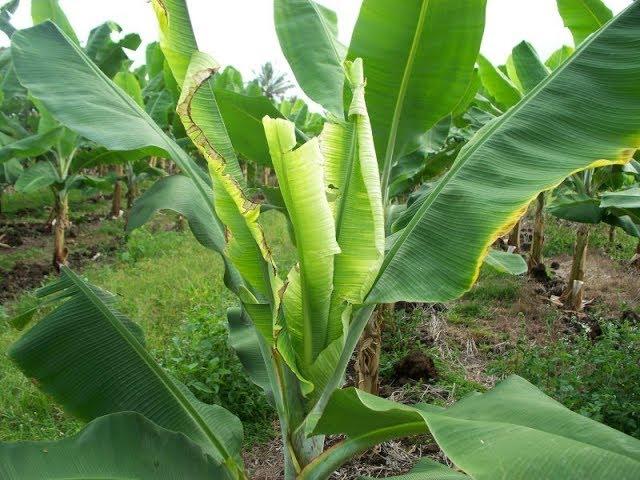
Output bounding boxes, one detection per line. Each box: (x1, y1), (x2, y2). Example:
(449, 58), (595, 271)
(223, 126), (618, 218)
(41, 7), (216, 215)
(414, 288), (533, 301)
(255, 62), (293, 100)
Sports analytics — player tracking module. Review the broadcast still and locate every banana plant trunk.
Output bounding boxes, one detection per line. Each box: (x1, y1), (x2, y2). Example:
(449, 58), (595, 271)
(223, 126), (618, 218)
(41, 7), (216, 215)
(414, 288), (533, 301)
(562, 224), (590, 311)
(508, 219), (521, 251)
(631, 240), (640, 269)
(126, 181), (137, 211)
(608, 225), (616, 247)
(52, 191), (69, 270)
(0, 187), (3, 217)
(111, 165), (123, 218)
(528, 192), (545, 272)
(355, 304), (392, 395)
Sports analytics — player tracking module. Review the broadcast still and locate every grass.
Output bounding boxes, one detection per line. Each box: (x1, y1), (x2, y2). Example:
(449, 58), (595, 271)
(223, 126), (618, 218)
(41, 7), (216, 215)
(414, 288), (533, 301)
(544, 215), (638, 262)
(1, 197), (294, 445)
(490, 320), (640, 437)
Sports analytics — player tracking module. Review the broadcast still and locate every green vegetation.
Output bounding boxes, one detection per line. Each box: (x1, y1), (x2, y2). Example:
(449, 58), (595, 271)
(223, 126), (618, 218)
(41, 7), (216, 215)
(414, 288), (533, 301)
(1, 0), (640, 478)
(491, 321), (640, 437)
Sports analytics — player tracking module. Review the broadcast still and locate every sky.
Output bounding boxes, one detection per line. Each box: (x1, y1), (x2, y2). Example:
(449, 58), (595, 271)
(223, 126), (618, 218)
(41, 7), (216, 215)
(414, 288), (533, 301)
(0, 0), (633, 99)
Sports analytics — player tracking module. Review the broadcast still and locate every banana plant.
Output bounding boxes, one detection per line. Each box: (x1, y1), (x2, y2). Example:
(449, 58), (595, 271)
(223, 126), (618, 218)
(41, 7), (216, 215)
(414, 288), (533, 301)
(549, 165), (640, 310)
(3, 1), (640, 480)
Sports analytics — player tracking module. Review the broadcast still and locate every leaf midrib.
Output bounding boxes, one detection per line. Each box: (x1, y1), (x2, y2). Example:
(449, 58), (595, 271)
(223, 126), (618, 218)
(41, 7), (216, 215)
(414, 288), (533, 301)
(381, 0), (431, 204)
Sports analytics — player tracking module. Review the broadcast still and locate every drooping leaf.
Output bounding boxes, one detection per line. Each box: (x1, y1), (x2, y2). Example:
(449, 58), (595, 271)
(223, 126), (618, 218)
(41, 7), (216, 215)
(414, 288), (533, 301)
(314, 376), (640, 479)
(275, 0), (345, 117)
(556, 0), (613, 46)
(0, 413), (226, 479)
(348, 0), (487, 199)
(15, 160), (59, 192)
(0, 126), (64, 163)
(484, 249), (527, 275)
(9, 267), (244, 471)
(366, 3), (640, 304)
(127, 174), (224, 251)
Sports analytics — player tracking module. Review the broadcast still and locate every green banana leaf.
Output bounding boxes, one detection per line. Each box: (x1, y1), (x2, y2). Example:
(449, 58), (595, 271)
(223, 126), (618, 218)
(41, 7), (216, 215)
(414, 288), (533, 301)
(86, 21), (141, 78)
(348, 0), (487, 198)
(548, 193), (603, 223)
(215, 88), (287, 166)
(11, 21), (222, 246)
(31, 0), (78, 44)
(14, 159), (59, 192)
(127, 175), (224, 252)
(545, 45), (575, 70)
(509, 42), (549, 94)
(361, 459), (468, 480)
(113, 70), (144, 107)
(314, 376), (640, 479)
(9, 267), (244, 471)
(484, 249), (527, 275)
(601, 186), (640, 209)
(477, 54), (521, 109)
(556, 0), (613, 46)
(366, 3), (640, 304)
(0, 158), (22, 184)
(275, 0), (345, 117)
(0, 126), (64, 163)
(0, 412), (226, 479)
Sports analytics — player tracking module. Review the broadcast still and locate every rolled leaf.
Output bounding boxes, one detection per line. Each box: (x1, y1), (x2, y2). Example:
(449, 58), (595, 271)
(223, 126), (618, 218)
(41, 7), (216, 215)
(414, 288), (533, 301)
(366, 3), (640, 304)
(264, 117), (340, 366)
(151, 0), (198, 87)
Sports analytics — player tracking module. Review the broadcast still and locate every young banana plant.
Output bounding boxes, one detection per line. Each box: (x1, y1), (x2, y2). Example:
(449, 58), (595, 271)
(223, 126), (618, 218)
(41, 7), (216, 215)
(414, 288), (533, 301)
(3, 1), (640, 479)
